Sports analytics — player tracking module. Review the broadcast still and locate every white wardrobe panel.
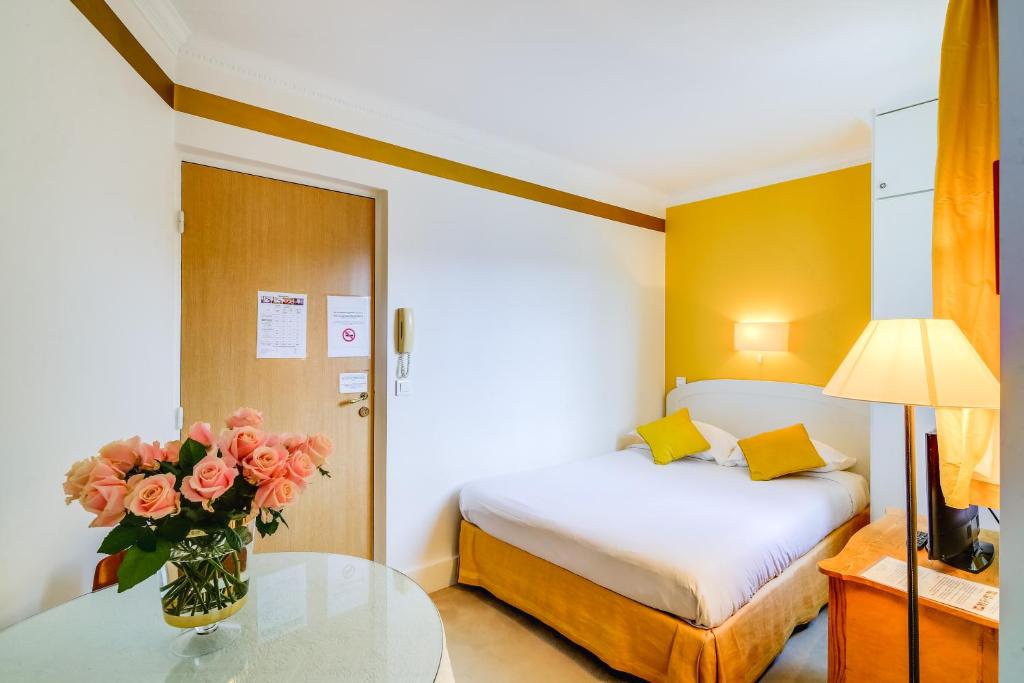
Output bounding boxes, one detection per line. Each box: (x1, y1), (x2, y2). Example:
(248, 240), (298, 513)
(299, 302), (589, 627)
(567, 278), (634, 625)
(873, 100), (938, 199)
(870, 99), (937, 522)
(872, 191), (934, 319)
(870, 403), (934, 521)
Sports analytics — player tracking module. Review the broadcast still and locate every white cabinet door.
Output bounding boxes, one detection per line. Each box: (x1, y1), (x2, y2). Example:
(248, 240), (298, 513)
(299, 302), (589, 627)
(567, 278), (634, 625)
(872, 191), (934, 318)
(873, 100), (938, 199)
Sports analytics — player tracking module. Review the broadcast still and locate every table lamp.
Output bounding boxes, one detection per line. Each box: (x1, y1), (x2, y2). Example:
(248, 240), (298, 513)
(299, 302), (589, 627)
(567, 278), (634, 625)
(823, 319), (999, 683)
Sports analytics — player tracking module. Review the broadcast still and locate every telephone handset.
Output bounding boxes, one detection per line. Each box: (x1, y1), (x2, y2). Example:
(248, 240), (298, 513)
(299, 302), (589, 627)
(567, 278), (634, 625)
(396, 308), (414, 353)
(396, 308), (413, 379)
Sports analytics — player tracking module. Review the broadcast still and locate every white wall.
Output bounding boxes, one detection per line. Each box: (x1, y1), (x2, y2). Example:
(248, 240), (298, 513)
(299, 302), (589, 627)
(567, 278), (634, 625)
(177, 115), (665, 589)
(0, 0), (663, 627)
(169, 27), (665, 589)
(999, 0), (1024, 671)
(0, 1), (179, 629)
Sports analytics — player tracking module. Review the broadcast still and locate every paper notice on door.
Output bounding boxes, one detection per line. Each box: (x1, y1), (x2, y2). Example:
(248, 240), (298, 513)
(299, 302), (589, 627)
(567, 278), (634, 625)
(327, 295), (370, 357)
(861, 556), (999, 621)
(339, 372), (368, 394)
(256, 291), (307, 359)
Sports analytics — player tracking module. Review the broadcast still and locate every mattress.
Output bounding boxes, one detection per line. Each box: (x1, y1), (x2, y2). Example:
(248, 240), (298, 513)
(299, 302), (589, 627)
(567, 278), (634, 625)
(459, 449), (868, 628)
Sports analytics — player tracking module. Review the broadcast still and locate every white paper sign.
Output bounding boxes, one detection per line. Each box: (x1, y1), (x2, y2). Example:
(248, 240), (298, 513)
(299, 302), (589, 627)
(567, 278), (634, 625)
(327, 295), (370, 357)
(257, 291), (307, 359)
(339, 372), (368, 394)
(861, 556), (1000, 621)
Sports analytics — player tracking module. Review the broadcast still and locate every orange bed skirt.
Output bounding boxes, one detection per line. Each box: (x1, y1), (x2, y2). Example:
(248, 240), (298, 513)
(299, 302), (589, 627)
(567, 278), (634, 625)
(459, 510), (869, 683)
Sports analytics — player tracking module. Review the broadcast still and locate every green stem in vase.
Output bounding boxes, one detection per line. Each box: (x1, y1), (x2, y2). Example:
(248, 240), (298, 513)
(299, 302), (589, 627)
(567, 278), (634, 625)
(160, 530), (251, 620)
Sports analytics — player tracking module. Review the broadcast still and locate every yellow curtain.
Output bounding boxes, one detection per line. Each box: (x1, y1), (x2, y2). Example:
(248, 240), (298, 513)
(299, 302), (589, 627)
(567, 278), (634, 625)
(933, 0), (1000, 508)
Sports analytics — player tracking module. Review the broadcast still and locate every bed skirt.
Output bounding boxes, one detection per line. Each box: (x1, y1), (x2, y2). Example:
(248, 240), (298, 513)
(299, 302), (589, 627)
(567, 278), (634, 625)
(458, 509), (868, 683)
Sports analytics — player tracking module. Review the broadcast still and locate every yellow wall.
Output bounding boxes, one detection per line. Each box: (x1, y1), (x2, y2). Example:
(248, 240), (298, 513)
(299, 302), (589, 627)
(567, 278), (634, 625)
(666, 164), (871, 389)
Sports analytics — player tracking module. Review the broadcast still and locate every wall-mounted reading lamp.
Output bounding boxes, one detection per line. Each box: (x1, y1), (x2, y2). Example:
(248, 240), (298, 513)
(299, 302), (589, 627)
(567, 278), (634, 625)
(734, 322), (789, 363)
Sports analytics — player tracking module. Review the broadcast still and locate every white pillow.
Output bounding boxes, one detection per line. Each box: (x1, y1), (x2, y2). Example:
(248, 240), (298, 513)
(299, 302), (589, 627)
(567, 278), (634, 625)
(721, 437), (857, 472)
(806, 440), (858, 472)
(625, 420), (739, 464)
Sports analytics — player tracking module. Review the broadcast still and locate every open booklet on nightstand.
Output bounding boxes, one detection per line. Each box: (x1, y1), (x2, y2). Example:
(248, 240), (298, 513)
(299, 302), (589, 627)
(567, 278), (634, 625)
(819, 511), (998, 683)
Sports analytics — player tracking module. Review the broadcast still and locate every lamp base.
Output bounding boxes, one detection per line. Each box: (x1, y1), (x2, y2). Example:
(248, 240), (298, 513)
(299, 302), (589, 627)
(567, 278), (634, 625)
(939, 540), (995, 574)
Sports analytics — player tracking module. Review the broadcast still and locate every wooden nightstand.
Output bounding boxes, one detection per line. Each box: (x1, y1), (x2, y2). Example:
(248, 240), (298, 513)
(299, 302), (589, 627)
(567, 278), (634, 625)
(818, 512), (999, 682)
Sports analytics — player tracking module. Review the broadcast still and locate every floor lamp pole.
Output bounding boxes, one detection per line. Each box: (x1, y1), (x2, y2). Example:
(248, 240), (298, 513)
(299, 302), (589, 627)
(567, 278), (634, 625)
(903, 404), (920, 683)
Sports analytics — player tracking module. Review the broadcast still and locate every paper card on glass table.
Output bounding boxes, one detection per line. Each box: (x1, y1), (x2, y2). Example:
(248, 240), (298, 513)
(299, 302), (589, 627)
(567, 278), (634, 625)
(327, 295), (370, 358)
(256, 291), (307, 359)
(327, 555), (370, 618)
(861, 556), (999, 621)
(256, 564), (308, 640)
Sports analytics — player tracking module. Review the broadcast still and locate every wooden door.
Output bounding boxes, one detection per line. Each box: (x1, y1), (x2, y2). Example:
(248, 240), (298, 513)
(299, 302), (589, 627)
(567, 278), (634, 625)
(181, 163), (374, 557)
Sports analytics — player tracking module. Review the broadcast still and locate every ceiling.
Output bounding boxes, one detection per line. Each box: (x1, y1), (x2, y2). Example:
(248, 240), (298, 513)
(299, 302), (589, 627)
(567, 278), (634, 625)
(168, 0), (946, 200)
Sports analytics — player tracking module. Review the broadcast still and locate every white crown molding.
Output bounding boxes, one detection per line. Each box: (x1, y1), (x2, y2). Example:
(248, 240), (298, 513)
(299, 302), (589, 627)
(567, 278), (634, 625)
(173, 39), (668, 213)
(665, 151), (872, 208)
(131, 0), (190, 57)
(177, 44), (491, 152)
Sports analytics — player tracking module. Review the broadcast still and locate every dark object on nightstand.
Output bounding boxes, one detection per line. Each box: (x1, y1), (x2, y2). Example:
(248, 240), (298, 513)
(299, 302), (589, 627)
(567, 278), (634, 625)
(916, 530), (928, 550)
(925, 431), (994, 573)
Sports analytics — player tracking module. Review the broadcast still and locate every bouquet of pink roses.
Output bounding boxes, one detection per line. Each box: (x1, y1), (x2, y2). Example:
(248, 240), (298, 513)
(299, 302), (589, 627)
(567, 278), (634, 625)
(63, 408), (333, 597)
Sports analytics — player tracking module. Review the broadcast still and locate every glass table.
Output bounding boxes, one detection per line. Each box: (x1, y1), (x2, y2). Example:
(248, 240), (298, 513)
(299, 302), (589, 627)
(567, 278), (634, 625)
(0, 553), (447, 682)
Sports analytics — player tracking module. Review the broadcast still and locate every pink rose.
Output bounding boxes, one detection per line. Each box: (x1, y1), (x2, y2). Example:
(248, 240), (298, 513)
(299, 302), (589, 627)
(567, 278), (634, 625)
(187, 421), (214, 447)
(162, 440), (181, 464)
(284, 450), (316, 488)
(63, 457), (98, 504)
(302, 433), (333, 468)
(80, 475), (128, 527)
(87, 459), (124, 484)
(226, 407), (263, 430)
(124, 473), (180, 520)
(219, 426), (267, 466)
(99, 437), (141, 476)
(181, 453), (238, 512)
(138, 440), (164, 471)
(253, 477), (298, 511)
(268, 432), (307, 454)
(241, 445), (288, 484)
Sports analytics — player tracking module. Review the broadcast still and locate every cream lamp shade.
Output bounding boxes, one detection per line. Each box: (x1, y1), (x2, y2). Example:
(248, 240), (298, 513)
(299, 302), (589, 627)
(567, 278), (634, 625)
(823, 319), (999, 409)
(734, 322), (789, 352)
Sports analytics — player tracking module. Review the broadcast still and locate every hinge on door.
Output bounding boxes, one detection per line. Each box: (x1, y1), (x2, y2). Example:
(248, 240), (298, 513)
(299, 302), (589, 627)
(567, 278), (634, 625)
(175, 406), (184, 431)
(177, 210), (185, 235)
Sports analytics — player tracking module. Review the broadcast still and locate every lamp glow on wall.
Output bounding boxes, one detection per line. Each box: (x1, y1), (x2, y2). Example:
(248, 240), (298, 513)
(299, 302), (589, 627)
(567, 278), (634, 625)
(734, 322), (789, 363)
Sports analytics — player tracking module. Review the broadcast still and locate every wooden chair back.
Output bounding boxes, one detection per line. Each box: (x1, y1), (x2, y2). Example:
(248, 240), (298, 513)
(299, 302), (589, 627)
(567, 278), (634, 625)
(92, 551), (125, 591)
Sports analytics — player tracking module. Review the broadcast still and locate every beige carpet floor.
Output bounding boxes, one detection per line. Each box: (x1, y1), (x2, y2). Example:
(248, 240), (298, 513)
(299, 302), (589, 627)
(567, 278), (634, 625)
(432, 584), (828, 683)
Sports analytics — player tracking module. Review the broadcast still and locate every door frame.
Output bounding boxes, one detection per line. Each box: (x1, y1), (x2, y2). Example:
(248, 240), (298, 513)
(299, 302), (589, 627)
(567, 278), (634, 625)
(175, 148), (389, 563)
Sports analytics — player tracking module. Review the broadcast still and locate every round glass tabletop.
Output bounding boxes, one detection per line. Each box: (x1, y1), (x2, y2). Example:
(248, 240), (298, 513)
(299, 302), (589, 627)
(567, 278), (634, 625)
(0, 553), (444, 682)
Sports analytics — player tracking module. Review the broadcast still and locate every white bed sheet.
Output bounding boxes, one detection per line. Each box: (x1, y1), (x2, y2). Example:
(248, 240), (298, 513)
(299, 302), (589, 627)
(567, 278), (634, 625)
(459, 449), (868, 628)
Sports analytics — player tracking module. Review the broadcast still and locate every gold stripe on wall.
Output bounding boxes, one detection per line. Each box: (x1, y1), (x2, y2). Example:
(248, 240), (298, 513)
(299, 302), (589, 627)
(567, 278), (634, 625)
(70, 1), (665, 232)
(174, 87), (665, 231)
(70, 0), (174, 107)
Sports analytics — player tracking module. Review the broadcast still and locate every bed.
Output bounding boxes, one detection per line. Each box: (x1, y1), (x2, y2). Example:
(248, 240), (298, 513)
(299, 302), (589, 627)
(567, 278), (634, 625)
(457, 380), (871, 683)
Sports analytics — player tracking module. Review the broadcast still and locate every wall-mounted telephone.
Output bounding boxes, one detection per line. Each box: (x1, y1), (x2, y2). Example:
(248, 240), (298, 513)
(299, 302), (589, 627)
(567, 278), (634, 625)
(396, 308), (413, 380)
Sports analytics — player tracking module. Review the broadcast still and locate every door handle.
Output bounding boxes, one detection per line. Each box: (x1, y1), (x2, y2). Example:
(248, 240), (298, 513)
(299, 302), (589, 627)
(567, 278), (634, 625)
(339, 392), (368, 406)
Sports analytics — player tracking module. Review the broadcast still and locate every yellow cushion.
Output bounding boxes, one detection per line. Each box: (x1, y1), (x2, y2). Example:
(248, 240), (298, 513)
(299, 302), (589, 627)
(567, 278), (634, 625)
(737, 424), (826, 481)
(636, 409), (711, 465)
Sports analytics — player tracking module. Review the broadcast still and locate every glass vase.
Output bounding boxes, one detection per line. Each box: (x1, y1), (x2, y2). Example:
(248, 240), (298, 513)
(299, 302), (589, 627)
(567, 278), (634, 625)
(160, 524), (253, 657)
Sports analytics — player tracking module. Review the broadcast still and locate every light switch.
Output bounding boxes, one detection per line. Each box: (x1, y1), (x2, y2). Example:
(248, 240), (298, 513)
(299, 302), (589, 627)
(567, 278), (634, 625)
(395, 379), (412, 396)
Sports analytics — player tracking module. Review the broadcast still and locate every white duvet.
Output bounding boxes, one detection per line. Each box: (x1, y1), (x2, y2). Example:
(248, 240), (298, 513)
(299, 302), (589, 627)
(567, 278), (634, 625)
(459, 449), (868, 628)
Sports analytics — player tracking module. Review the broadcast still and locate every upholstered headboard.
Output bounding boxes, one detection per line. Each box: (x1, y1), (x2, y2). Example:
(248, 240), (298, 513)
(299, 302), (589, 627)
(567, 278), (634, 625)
(666, 379), (870, 479)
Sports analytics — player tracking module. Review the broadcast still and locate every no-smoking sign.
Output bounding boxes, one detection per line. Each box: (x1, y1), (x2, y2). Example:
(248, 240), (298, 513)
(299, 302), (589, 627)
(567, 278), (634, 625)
(327, 295), (370, 358)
